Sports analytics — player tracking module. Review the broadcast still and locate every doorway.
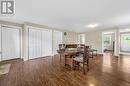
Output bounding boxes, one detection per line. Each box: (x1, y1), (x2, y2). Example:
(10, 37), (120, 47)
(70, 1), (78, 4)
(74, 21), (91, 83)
(102, 32), (115, 55)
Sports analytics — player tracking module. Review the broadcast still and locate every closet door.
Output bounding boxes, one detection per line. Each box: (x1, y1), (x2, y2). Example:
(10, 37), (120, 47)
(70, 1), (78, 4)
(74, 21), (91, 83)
(53, 31), (62, 54)
(29, 28), (42, 59)
(41, 29), (52, 56)
(2, 26), (20, 60)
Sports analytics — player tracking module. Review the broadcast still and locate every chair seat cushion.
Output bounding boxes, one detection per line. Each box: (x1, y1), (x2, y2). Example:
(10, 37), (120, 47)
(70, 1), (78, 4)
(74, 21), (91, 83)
(73, 56), (83, 62)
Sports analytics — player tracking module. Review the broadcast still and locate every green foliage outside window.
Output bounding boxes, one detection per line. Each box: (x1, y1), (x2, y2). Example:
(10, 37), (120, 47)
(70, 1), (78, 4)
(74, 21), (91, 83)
(103, 35), (111, 46)
(122, 34), (130, 44)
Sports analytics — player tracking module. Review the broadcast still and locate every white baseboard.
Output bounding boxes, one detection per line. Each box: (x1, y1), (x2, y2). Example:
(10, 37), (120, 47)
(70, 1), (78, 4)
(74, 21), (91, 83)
(119, 52), (130, 55)
(23, 57), (28, 61)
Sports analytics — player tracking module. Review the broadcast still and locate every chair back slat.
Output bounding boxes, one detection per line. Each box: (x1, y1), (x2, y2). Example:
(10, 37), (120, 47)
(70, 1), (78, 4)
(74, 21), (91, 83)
(59, 44), (66, 50)
(83, 46), (90, 61)
(65, 44), (78, 48)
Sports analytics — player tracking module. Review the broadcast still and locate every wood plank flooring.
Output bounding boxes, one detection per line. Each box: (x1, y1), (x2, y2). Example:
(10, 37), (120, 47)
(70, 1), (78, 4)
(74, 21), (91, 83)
(0, 53), (130, 86)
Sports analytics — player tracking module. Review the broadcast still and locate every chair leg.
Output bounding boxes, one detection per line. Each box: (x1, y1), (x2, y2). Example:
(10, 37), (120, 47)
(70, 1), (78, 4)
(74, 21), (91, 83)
(92, 52), (94, 58)
(87, 60), (89, 71)
(83, 63), (85, 74)
(83, 63), (87, 74)
(73, 61), (80, 70)
(64, 56), (67, 66)
(60, 54), (61, 63)
(73, 60), (76, 70)
(77, 62), (80, 70)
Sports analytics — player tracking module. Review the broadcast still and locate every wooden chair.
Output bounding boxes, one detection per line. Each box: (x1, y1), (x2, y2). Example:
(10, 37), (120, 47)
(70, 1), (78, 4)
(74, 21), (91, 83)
(88, 46), (97, 58)
(65, 44), (78, 49)
(64, 44), (78, 68)
(59, 44), (66, 50)
(73, 46), (90, 74)
(77, 44), (85, 47)
(89, 49), (97, 58)
(57, 44), (66, 62)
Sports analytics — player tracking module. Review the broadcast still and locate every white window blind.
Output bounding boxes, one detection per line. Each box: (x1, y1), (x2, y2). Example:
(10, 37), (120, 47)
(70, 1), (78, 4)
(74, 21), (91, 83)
(29, 27), (52, 59)
(53, 30), (62, 54)
(41, 29), (52, 56)
(29, 28), (42, 58)
(2, 26), (20, 60)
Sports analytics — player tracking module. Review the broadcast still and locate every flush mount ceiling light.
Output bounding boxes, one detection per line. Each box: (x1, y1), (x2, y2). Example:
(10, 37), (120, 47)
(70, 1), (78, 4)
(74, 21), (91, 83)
(86, 24), (99, 28)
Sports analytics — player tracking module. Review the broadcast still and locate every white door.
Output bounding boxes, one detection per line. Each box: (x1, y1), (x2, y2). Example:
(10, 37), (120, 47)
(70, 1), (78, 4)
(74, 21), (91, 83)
(1, 26), (20, 60)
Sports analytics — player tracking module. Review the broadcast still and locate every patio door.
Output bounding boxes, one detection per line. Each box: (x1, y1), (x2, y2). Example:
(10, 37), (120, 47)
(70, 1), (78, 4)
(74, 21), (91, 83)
(120, 32), (130, 52)
(1, 26), (21, 60)
(28, 27), (52, 59)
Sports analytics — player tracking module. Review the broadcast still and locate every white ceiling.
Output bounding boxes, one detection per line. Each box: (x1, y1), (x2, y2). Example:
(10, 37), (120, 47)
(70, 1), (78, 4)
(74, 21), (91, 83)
(0, 0), (130, 32)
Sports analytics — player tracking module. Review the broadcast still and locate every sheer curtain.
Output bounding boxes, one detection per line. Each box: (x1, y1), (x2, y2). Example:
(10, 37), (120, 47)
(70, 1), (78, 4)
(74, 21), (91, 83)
(2, 26), (20, 60)
(29, 27), (52, 59)
(53, 30), (62, 54)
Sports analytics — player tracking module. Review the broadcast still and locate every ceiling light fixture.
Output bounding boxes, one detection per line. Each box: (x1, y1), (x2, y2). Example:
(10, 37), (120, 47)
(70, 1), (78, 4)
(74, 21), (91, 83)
(87, 24), (99, 28)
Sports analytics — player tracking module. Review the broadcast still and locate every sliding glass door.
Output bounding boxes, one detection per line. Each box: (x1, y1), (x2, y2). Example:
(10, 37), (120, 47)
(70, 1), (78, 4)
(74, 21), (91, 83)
(29, 28), (42, 58)
(1, 26), (21, 60)
(120, 32), (130, 52)
(41, 29), (52, 56)
(29, 27), (52, 59)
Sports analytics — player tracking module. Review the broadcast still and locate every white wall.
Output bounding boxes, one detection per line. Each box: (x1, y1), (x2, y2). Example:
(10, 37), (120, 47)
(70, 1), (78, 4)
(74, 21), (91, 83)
(85, 31), (102, 53)
(63, 32), (78, 44)
(85, 28), (118, 55)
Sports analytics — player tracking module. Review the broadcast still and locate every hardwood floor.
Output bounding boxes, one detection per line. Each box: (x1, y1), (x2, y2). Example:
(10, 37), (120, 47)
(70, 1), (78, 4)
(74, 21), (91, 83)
(0, 53), (130, 86)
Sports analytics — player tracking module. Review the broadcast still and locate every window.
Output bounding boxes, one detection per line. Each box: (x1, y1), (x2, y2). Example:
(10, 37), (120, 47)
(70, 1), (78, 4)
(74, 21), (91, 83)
(103, 34), (112, 46)
(120, 33), (130, 52)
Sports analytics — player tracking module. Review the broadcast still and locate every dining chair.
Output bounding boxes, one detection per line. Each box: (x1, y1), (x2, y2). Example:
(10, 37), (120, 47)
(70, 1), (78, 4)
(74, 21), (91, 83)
(65, 44), (78, 49)
(57, 44), (66, 62)
(88, 46), (97, 58)
(73, 46), (90, 74)
(64, 44), (78, 68)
